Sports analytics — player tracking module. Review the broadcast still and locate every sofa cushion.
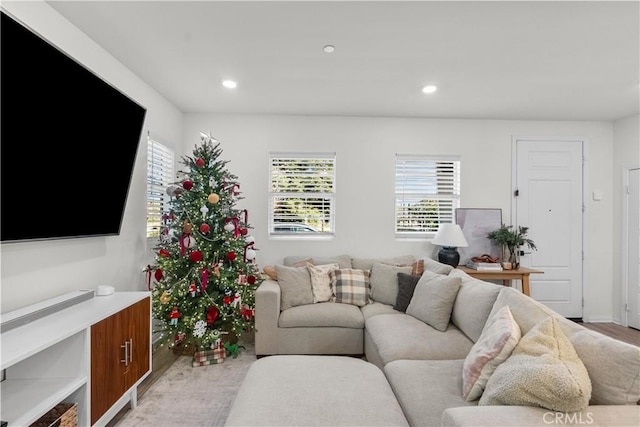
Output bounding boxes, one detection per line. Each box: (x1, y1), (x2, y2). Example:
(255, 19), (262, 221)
(479, 316), (592, 413)
(406, 274), (462, 332)
(275, 264), (314, 311)
(369, 262), (412, 306)
(351, 254), (416, 271)
(442, 405), (640, 427)
(384, 359), (476, 427)
(462, 305), (521, 401)
(283, 254), (352, 269)
(487, 287), (640, 405)
(329, 268), (371, 307)
(556, 317), (640, 405)
(278, 302), (364, 328)
(423, 257), (455, 274)
(365, 313), (473, 365)
(225, 355), (409, 427)
(307, 262), (339, 303)
(449, 269), (502, 342)
(361, 301), (401, 320)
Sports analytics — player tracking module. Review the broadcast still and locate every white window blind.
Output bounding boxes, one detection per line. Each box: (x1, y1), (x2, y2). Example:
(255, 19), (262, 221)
(269, 152), (336, 236)
(395, 154), (460, 237)
(147, 136), (175, 238)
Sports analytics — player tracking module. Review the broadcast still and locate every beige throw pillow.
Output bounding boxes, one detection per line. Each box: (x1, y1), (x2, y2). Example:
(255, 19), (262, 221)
(406, 274), (462, 332)
(422, 257), (454, 275)
(369, 262), (413, 306)
(462, 305), (521, 401)
(479, 316), (592, 412)
(307, 263), (339, 303)
(274, 265), (314, 311)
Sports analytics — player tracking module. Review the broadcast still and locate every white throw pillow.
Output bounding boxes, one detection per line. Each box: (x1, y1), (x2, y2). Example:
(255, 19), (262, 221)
(462, 305), (521, 401)
(307, 263), (339, 303)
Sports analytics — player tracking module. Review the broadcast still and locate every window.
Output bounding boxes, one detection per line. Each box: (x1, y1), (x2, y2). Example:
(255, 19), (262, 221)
(269, 152), (336, 237)
(146, 136), (175, 238)
(395, 154), (460, 237)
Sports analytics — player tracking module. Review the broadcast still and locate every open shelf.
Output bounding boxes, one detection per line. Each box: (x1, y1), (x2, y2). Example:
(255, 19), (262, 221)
(1, 377), (86, 426)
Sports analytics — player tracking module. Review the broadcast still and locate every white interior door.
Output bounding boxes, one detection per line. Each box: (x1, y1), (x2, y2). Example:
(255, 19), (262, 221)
(514, 139), (583, 318)
(626, 168), (640, 330)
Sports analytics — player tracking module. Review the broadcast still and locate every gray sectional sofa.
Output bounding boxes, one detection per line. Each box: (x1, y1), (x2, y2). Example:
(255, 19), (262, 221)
(245, 254), (640, 426)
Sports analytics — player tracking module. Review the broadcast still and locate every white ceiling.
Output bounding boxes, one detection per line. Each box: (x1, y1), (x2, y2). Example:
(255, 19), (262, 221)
(46, 0), (639, 121)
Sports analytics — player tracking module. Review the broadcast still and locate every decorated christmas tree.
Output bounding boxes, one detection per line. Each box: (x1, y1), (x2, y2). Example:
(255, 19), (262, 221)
(148, 133), (262, 355)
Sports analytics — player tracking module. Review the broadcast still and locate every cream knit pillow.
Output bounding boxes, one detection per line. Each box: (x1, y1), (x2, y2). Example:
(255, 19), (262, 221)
(307, 263), (339, 303)
(479, 316), (592, 412)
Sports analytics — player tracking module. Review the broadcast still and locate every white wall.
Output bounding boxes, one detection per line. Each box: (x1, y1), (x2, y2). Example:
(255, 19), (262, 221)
(1, 1), (183, 313)
(183, 113), (615, 321)
(612, 114), (640, 323)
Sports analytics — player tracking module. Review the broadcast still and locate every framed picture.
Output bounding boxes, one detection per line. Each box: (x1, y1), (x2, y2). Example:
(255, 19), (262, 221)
(455, 208), (502, 265)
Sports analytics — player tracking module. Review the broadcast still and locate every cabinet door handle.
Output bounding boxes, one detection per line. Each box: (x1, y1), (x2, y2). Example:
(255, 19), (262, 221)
(128, 339), (133, 363)
(121, 341), (130, 366)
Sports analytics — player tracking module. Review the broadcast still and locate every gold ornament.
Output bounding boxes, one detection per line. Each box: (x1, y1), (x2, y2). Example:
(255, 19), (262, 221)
(207, 193), (220, 204)
(160, 291), (171, 304)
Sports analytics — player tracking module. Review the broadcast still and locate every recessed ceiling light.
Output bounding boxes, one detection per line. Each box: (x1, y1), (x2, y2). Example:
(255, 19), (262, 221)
(422, 85), (438, 94)
(222, 79), (237, 89)
(323, 45), (335, 54)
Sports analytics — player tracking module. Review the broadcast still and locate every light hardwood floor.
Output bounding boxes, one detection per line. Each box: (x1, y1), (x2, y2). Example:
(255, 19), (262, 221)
(580, 322), (640, 347)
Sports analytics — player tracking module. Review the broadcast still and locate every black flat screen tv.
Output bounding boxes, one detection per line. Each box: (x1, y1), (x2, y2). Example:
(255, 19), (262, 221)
(1, 10), (147, 243)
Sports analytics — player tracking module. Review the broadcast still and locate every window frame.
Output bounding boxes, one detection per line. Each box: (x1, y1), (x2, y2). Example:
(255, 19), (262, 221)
(146, 135), (175, 240)
(268, 152), (336, 239)
(394, 154), (461, 239)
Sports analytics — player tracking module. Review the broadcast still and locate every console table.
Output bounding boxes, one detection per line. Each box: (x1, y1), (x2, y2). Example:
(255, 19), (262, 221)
(456, 266), (543, 297)
(1, 290), (151, 427)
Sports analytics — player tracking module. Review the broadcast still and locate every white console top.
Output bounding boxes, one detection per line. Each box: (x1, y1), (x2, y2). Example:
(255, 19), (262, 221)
(1, 291), (150, 370)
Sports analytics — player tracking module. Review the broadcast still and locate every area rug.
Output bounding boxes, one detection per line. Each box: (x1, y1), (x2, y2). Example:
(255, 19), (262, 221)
(115, 341), (256, 427)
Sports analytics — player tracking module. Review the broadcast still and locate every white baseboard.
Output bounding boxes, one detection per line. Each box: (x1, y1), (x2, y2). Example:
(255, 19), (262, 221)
(582, 315), (614, 323)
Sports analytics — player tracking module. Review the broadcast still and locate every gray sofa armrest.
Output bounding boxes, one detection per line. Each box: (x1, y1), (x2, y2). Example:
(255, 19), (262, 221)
(255, 279), (281, 355)
(441, 405), (640, 427)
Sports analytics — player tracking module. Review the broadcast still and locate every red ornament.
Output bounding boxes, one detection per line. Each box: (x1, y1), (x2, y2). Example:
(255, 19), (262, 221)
(206, 306), (219, 325)
(183, 180), (194, 190)
(189, 250), (203, 262)
(195, 157), (205, 168)
(247, 274), (257, 285)
(159, 249), (170, 258)
(240, 306), (254, 321)
(226, 251), (237, 262)
(199, 223), (210, 233)
(154, 269), (163, 281)
(239, 227), (248, 236)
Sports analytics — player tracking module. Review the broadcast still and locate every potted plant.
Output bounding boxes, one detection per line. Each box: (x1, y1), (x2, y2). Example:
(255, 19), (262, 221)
(487, 224), (537, 269)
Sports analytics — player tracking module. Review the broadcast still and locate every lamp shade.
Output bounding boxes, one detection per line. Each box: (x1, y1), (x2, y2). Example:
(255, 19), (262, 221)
(431, 224), (468, 248)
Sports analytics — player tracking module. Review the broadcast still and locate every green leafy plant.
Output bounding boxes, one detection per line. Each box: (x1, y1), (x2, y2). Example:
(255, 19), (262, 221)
(487, 225), (537, 267)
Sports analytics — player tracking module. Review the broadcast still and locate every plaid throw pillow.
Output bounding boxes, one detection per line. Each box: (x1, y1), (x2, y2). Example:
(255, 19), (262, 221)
(329, 268), (371, 306)
(411, 259), (424, 276)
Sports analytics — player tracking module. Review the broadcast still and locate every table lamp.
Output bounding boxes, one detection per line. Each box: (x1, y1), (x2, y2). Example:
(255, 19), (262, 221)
(431, 224), (468, 267)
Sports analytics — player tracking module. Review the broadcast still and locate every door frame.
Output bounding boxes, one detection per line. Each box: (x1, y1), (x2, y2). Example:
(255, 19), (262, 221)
(622, 166), (640, 327)
(510, 136), (587, 317)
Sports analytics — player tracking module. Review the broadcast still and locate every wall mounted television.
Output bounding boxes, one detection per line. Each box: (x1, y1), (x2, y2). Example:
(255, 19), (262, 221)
(1, 10), (147, 243)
